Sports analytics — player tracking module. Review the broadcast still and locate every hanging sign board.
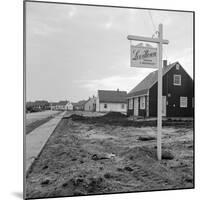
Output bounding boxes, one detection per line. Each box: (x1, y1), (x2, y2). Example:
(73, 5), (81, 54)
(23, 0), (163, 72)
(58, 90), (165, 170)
(130, 45), (157, 68)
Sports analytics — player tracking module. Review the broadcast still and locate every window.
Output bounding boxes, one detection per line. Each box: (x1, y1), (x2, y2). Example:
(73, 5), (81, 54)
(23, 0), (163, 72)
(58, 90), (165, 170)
(176, 63), (180, 70)
(140, 96), (145, 109)
(180, 97), (187, 108)
(104, 104), (107, 108)
(129, 99), (133, 109)
(173, 75), (181, 86)
(121, 104), (125, 109)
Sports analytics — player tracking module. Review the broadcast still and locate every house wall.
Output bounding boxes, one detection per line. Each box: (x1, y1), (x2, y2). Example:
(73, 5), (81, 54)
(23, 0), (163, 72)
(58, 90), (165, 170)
(65, 103), (73, 110)
(84, 97), (96, 111)
(99, 102), (127, 113)
(149, 65), (194, 117)
(96, 97), (100, 112)
(55, 105), (65, 110)
(127, 98), (134, 116)
(127, 95), (148, 117)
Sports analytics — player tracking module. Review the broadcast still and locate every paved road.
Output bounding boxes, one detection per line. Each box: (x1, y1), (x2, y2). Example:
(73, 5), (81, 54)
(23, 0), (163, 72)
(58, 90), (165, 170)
(26, 110), (60, 126)
(26, 111), (65, 172)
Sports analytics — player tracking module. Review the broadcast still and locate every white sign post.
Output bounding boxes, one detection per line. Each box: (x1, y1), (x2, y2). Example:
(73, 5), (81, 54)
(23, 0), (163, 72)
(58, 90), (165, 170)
(127, 24), (169, 160)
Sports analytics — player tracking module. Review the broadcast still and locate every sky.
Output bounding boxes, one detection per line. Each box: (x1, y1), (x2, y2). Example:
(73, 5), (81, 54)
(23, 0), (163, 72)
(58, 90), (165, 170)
(26, 2), (193, 102)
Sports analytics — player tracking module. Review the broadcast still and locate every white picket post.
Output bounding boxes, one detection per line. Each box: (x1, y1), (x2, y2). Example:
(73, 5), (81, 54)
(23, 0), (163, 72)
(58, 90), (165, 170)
(157, 24), (163, 161)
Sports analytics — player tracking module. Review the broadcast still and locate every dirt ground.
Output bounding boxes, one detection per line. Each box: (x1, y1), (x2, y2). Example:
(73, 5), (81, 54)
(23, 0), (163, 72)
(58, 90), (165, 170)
(26, 113), (194, 199)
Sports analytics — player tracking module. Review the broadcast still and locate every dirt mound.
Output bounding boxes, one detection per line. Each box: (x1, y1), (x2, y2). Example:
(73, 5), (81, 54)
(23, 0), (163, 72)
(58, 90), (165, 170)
(103, 112), (127, 119)
(70, 114), (193, 128)
(123, 146), (175, 162)
(69, 114), (86, 120)
(122, 146), (157, 161)
(68, 112), (129, 126)
(137, 136), (156, 141)
(62, 174), (109, 195)
(162, 151), (174, 160)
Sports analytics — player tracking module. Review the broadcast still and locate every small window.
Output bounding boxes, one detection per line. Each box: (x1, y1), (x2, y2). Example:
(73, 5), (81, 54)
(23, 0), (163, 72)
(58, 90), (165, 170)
(176, 64), (180, 70)
(121, 104), (125, 109)
(180, 97), (187, 108)
(174, 75), (181, 86)
(140, 96), (145, 109)
(104, 104), (107, 108)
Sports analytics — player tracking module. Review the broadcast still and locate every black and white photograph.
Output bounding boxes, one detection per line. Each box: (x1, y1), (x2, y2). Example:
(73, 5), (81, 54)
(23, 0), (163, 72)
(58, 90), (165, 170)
(24, 1), (194, 199)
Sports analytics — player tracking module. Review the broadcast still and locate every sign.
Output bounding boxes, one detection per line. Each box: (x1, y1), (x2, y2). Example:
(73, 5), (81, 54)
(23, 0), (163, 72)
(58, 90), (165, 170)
(127, 24), (169, 160)
(130, 45), (157, 68)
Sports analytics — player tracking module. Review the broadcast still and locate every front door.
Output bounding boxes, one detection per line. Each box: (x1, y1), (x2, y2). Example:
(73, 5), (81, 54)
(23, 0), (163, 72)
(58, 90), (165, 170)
(162, 96), (166, 117)
(134, 97), (139, 116)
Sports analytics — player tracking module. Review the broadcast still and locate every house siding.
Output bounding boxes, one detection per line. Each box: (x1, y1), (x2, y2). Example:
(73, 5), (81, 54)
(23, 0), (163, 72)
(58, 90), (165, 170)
(127, 99), (134, 116)
(138, 96), (147, 117)
(96, 97), (100, 112)
(127, 95), (148, 117)
(149, 65), (194, 117)
(99, 102), (127, 113)
(65, 103), (73, 111)
(84, 97), (96, 111)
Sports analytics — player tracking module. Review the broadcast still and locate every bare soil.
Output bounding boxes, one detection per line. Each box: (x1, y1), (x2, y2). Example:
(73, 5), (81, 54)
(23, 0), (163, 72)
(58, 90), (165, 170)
(26, 114), (194, 199)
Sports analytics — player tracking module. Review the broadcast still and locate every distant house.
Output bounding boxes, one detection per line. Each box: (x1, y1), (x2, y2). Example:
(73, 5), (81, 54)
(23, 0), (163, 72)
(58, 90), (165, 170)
(65, 102), (73, 111)
(96, 89), (127, 113)
(50, 100), (70, 111)
(55, 101), (68, 110)
(84, 96), (96, 112)
(26, 100), (50, 112)
(127, 61), (194, 118)
(73, 100), (87, 111)
(50, 102), (58, 110)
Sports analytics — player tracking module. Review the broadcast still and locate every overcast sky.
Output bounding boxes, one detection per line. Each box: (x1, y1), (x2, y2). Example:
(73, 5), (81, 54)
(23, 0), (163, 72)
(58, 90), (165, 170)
(26, 2), (193, 102)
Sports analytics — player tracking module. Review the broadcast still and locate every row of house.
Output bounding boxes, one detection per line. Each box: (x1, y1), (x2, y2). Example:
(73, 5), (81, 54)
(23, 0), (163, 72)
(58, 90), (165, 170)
(78, 90), (127, 113)
(50, 101), (73, 111)
(26, 100), (50, 112)
(29, 60), (193, 117)
(80, 60), (194, 118)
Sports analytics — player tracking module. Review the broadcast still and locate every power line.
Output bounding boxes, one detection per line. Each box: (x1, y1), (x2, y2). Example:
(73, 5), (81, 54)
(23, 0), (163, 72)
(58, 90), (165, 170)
(147, 10), (168, 61)
(148, 10), (157, 33)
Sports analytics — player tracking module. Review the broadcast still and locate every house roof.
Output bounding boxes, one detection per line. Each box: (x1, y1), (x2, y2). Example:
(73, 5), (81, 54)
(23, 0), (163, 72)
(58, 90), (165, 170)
(85, 96), (96, 104)
(98, 90), (127, 103)
(127, 62), (178, 98)
(50, 101), (68, 106)
(73, 100), (87, 107)
(58, 100), (68, 105)
(50, 102), (57, 106)
(27, 100), (49, 107)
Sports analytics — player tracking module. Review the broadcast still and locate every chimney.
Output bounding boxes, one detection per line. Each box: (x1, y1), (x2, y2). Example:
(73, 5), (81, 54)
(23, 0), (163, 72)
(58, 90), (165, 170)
(163, 60), (167, 68)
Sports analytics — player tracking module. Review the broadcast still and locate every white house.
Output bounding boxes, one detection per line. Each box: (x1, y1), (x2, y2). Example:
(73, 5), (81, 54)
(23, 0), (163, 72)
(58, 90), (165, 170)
(50, 103), (57, 110)
(50, 100), (71, 111)
(84, 96), (96, 111)
(65, 102), (73, 111)
(96, 90), (127, 113)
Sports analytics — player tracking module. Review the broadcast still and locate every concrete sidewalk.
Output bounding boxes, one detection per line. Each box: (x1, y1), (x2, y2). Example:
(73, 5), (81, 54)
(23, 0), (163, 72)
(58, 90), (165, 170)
(26, 111), (65, 173)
